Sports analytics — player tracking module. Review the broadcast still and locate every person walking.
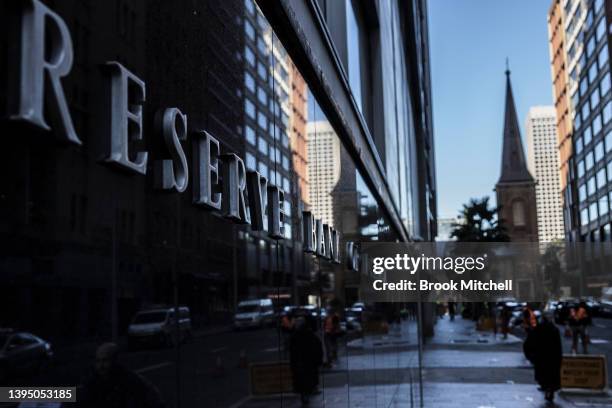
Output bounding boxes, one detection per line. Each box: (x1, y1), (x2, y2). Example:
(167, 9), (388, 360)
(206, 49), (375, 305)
(289, 317), (323, 406)
(323, 308), (341, 366)
(569, 301), (590, 354)
(523, 311), (562, 403)
(522, 304), (538, 334)
(500, 304), (512, 340)
(77, 342), (165, 408)
(447, 301), (456, 321)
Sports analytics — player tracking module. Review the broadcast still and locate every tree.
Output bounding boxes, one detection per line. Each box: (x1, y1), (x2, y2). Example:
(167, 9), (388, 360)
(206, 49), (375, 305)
(451, 197), (509, 242)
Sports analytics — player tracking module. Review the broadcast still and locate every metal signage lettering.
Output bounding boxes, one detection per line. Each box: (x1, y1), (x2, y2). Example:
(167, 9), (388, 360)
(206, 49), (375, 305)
(6, 0), (341, 260)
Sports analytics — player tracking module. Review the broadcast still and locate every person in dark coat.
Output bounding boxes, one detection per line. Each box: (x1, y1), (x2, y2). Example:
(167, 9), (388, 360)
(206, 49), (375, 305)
(77, 342), (165, 408)
(290, 317), (323, 405)
(523, 312), (562, 403)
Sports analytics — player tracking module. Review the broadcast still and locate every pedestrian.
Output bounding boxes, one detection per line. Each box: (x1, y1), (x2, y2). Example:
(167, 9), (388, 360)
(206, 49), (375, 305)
(522, 304), (537, 334)
(500, 304), (511, 340)
(77, 342), (165, 408)
(448, 301), (456, 321)
(289, 317), (323, 406)
(569, 301), (590, 354)
(323, 308), (341, 366)
(523, 311), (562, 403)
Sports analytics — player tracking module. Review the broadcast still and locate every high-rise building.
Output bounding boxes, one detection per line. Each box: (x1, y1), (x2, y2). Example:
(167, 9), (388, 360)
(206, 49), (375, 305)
(548, 0), (574, 200)
(495, 69), (539, 242)
(306, 120), (341, 227)
(526, 106), (565, 242)
(548, 0), (612, 245)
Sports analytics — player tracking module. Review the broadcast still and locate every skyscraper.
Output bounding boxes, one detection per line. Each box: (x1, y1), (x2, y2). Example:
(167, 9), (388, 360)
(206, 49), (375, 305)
(306, 120), (341, 227)
(548, 0), (611, 243)
(526, 106), (565, 242)
(495, 69), (539, 242)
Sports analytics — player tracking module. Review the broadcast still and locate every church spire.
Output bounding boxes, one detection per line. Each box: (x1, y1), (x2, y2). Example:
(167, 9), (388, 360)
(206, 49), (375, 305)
(498, 63), (534, 184)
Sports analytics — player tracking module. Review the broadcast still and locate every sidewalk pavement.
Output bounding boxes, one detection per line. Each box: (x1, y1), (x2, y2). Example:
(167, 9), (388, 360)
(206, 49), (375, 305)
(236, 316), (612, 407)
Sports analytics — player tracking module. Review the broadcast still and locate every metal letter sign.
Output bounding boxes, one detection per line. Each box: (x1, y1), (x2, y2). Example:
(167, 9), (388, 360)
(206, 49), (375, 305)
(154, 108), (189, 192)
(192, 131), (222, 210)
(247, 171), (268, 231)
(6, 0), (342, 264)
(221, 154), (250, 224)
(103, 62), (148, 174)
(10, 0), (81, 145)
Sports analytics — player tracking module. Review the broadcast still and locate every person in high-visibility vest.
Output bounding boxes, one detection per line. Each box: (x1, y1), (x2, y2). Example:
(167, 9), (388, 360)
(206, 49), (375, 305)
(569, 301), (590, 354)
(522, 305), (537, 332)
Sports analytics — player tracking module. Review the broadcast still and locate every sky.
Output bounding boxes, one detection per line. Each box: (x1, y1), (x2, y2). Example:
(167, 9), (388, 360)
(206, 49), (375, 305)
(429, 0), (554, 219)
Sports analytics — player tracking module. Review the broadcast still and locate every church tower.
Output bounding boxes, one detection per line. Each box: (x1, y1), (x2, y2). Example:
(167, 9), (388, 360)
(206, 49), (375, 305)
(495, 67), (539, 242)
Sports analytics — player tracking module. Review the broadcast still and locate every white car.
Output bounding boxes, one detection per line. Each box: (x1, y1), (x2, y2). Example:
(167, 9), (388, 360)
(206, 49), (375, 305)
(128, 307), (192, 349)
(234, 299), (275, 329)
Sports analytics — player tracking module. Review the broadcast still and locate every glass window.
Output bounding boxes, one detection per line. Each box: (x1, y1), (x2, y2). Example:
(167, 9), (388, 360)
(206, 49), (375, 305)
(244, 45), (255, 67)
(244, 19), (255, 41)
(245, 0), (255, 14)
(596, 18), (606, 42)
(245, 124), (256, 145)
(600, 195), (609, 215)
(596, 140), (605, 162)
(578, 159), (585, 178)
(245, 99), (255, 119)
(576, 134), (584, 154)
(597, 167), (607, 188)
(599, 45), (609, 68)
(584, 125), (593, 145)
(588, 175), (596, 195)
(586, 151), (594, 170)
(601, 72), (611, 96)
(245, 151), (256, 170)
(581, 207), (589, 225)
(586, 36), (596, 57)
(579, 183), (587, 202)
(596, 0), (604, 12)
(589, 62), (598, 84)
(606, 130), (612, 152)
(590, 202), (598, 221)
(604, 101), (612, 124)
(257, 111), (267, 130)
(582, 101), (590, 121)
(593, 113), (602, 135)
(346, 0), (363, 111)
(258, 136), (268, 154)
(575, 111), (582, 129)
(591, 87), (600, 109)
(257, 36), (267, 55)
(608, 161), (612, 182)
(257, 61), (267, 80)
(580, 77), (589, 96)
(245, 72), (255, 92)
(257, 161), (268, 179)
(257, 86), (267, 105)
(282, 154), (289, 170)
(282, 176), (290, 193)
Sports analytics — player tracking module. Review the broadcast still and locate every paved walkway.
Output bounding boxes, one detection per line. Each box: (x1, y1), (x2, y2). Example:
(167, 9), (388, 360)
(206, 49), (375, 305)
(235, 316), (612, 407)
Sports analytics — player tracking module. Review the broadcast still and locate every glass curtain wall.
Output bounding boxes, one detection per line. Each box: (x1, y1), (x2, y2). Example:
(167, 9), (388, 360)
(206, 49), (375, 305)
(0, 0), (423, 406)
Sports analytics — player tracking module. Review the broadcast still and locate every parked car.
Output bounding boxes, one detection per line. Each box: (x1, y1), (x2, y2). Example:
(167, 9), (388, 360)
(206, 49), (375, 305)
(343, 308), (363, 332)
(0, 329), (53, 382)
(234, 299), (275, 329)
(128, 306), (192, 349)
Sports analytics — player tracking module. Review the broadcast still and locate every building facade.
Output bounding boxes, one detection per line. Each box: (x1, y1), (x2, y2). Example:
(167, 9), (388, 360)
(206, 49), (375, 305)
(496, 70), (539, 242)
(0, 0), (435, 405)
(526, 106), (565, 242)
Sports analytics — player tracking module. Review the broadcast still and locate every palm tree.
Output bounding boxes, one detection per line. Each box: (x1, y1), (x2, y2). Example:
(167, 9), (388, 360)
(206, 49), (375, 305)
(451, 197), (509, 242)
